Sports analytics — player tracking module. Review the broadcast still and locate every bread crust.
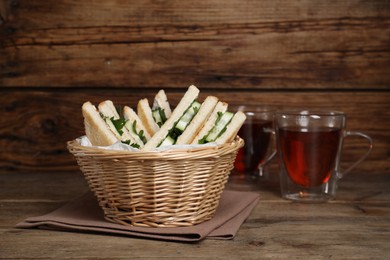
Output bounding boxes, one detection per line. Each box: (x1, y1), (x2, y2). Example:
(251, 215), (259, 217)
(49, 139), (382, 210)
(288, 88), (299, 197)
(153, 89), (172, 118)
(123, 106), (152, 141)
(191, 101), (228, 144)
(176, 96), (218, 145)
(82, 101), (118, 146)
(215, 111), (246, 144)
(137, 98), (160, 136)
(98, 100), (120, 119)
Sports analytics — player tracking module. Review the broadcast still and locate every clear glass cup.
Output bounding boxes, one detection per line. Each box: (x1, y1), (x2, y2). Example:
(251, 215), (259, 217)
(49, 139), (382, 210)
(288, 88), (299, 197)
(232, 105), (276, 178)
(275, 110), (373, 202)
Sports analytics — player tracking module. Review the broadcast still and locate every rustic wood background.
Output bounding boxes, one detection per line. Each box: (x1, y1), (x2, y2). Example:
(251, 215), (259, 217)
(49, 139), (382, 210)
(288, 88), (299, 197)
(0, 0), (389, 174)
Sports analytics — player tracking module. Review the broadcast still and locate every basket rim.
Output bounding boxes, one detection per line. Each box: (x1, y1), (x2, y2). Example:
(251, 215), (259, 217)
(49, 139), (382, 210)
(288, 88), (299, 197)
(67, 136), (244, 160)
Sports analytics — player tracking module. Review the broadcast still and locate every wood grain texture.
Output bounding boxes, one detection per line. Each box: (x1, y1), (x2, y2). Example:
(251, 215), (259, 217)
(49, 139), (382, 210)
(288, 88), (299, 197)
(1, 0), (389, 88)
(0, 0), (389, 174)
(0, 90), (389, 174)
(0, 2), (389, 258)
(1, 172), (389, 259)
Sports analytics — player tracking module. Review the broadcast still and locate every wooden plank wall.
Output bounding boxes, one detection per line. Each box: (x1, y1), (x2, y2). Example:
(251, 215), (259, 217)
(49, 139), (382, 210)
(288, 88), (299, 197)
(0, 0), (389, 174)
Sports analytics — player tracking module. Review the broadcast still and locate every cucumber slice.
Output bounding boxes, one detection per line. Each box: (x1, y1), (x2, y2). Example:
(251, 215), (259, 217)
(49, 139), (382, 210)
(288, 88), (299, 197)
(158, 101), (201, 147)
(152, 109), (162, 126)
(206, 112), (234, 142)
(124, 121), (144, 146)
(104, 118), (122, 138)
(175, 101), (201, 131)
(152, 108), (167, 127)
(159, 135), (175, 147)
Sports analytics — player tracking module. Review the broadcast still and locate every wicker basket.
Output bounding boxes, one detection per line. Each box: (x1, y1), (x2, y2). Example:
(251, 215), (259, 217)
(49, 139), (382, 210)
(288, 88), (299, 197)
(67, 137), (244, 227)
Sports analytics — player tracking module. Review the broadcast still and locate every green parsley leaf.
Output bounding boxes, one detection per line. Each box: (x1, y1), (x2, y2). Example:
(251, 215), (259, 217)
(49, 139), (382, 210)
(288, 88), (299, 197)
(121, 140), (140, 149)
(159, 108), (167, 124)
(215, 111), (224, 124)
(198, 135), (208, 144)
(111, 117), (126, 136)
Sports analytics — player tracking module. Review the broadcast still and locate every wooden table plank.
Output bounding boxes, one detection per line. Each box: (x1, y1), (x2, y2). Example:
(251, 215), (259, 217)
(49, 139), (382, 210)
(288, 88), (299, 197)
(0, 172), (389, 259)
(1, 220), (389, 259)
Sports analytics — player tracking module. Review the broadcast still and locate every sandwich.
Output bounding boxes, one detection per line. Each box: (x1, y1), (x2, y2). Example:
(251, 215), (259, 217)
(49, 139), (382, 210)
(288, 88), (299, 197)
(213, 111), (246, 145)
(192, 105), (246, 145)
(191, 101), (228, 144)
(82, 100), (150, 148)
(152, 89), (172, 127)
(142, 85), (202, 150)
(123, 105), (152, 142)
(137, 98), (159, 137)
(96, 100), (133, 145)
(82, 101), (118, 146)
(137, 89), (171, 136)
(175, 96), (218, 145)
(98, 100), (148, 148)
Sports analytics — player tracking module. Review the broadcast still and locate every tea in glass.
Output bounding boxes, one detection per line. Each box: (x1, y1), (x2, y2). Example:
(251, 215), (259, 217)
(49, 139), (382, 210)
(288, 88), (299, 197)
(275, 110), (372, 202)
(232, 105), (275, 178)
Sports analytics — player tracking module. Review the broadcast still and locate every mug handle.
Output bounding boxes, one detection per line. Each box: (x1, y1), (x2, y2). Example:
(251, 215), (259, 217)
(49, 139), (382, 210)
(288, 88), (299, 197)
(258, 129), (277, 175)
(339, 131), (373, 178)
(260, 149), (277, 167)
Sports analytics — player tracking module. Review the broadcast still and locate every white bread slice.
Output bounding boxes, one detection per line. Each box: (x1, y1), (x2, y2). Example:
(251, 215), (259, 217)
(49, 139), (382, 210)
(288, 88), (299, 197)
(153, 89), (172, 118)
(137, 98), (160, 136)
(215, 111), (246, 145)
(98, 100), (120, 119)
(142, 85), (200, 151)
(176, 96), (218, 145)
(98, 101), (135, 143)
(82, 101), (118, 146)
(191, 101), (228, 144)
(123, 106), (152, 141)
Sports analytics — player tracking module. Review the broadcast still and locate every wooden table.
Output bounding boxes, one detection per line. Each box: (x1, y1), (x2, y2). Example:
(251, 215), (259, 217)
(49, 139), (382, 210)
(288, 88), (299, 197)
(1, 171), (389, 259)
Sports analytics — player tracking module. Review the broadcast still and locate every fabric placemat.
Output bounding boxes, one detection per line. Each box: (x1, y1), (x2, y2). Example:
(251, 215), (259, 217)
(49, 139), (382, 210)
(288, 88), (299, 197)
(16, 190), (259, 242)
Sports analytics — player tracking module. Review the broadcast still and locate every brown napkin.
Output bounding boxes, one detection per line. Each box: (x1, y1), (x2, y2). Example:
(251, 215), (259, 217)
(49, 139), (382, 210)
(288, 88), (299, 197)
(16, 190), (259, 242)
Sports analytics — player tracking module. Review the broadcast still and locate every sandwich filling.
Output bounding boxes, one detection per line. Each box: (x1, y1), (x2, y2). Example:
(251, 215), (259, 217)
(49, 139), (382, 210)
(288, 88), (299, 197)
(198, 111), (234, 144)
(152, 107), (168, 127)
(159, 101), (201, 147)
(124, 120), (147, 145)
(100, 113), (145, 148)
(152, 90), (171, 127)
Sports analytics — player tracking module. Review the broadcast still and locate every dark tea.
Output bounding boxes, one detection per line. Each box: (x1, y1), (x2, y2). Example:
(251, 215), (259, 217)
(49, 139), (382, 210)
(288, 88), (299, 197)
(234, 119), (273, 174)
(278, 126), (342, 188)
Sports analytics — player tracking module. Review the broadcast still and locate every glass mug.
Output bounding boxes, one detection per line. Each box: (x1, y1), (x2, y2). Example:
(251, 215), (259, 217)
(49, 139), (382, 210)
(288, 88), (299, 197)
(275, 110), (373, 202)
(233, 105), (276, 178)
